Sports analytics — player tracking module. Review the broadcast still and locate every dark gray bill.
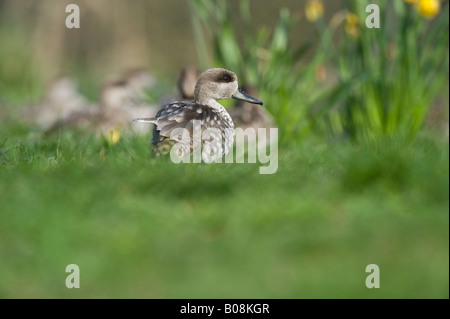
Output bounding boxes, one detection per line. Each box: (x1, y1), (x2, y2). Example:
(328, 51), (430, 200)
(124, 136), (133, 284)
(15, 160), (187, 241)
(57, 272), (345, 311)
(232, 87), (263, 106)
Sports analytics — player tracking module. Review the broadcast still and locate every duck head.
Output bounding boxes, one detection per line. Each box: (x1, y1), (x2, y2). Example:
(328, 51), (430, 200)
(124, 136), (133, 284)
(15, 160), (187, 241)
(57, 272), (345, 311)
(194, 68), (263, 106)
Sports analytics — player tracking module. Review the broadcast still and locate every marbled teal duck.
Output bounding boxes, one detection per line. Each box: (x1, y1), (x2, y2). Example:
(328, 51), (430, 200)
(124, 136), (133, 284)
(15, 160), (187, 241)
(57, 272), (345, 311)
(134, 68), (263, 158)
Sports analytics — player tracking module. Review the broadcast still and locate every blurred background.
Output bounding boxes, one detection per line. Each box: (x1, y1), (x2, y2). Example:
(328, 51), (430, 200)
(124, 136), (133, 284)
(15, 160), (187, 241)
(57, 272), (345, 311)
(0, 0), (448, 140)
(0, 0), (448, 299)
(0, 0), (339, 101)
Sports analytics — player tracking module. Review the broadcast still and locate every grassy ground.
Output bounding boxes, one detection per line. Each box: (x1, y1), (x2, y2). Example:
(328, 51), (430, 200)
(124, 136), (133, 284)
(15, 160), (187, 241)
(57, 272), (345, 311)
(0, 122), (448, 298)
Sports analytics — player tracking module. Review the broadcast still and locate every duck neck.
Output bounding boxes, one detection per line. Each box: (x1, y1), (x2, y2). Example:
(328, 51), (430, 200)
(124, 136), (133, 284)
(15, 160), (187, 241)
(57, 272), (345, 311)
(196, 98), (226, 112)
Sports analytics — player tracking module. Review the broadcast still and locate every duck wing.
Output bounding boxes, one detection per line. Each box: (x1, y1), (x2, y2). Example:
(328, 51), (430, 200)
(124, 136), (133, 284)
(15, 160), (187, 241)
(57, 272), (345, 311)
(135, 101), (231, 145)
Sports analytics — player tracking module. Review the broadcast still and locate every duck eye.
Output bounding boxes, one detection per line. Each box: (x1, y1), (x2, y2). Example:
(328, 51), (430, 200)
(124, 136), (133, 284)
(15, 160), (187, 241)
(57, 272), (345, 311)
(217, 73), (233, 83)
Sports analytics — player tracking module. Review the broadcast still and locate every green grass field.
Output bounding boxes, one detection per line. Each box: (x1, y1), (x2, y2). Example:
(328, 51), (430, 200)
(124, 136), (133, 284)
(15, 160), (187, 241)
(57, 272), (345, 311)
(0, 123), (448, 298)
(0, 0), (448, 299)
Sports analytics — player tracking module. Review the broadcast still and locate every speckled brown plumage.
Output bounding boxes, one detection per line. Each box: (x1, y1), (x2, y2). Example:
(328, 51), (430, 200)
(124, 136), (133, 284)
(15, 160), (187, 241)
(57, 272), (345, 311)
(134, 68), (264, 160)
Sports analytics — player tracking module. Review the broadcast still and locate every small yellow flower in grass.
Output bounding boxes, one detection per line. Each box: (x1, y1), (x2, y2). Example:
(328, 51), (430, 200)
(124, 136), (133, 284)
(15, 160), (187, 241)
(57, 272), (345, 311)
(416, 0), (441, 19)
(107, 128), (121, 145)
(305, 0), (324, 22)
(345, 13), (360, 38)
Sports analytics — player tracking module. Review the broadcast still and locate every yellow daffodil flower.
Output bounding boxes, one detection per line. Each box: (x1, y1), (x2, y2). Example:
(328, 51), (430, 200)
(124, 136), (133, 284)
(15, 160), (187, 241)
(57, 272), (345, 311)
(305, 0), (324, 22)
(416, 0), (441, 19)
(345, 13), (360, 38)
